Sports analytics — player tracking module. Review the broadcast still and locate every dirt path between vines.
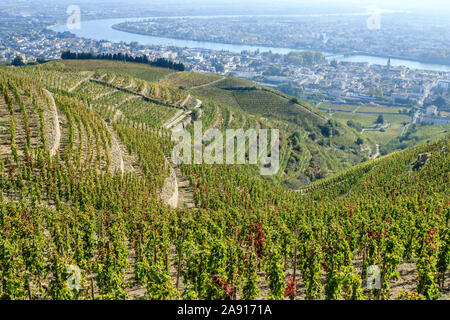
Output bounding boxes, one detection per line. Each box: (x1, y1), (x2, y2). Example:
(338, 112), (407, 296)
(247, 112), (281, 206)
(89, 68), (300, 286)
(160, 96), (201, 208)
(113, 109), (124, 122)
(180, 94), (191, 108)
(163, 109), (185, 129)
(371, 144), (381, 160)
(174, 165), (196, 209)
(108, 127), (124, 175)
(159, 159), (179, 208)
(212, 105), (222, 128)
(43, 89), (61, 156)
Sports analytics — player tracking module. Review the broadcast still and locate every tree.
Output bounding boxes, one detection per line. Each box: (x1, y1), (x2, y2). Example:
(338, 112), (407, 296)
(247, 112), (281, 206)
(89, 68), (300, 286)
(347, 120), (362, 132)
(355, 137), (364, 145)
(11, 56), (25, 66)
(191, 109), (201, 121)
(60, 50), (185, 71)
(431, 96), (447, 108)
(320, 125), (331, 138)
(36, 58), (48, 64)
(376, 115), (384, 124)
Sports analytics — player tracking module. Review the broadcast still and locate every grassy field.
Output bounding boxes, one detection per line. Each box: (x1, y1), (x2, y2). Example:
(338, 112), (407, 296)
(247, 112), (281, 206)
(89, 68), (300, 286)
(381, 122), (450, 154)
(410, 123), (450, 142)
(332, 112), (380, 126)
(319, 102), (406, 114)
(318, 103), (356, 112)
(358, 105), (404, 113)
(332, 111), (411, 146)
(332, 107), (450, 151)
(364, 121), (407, 145)
(332, 112), (409, 126)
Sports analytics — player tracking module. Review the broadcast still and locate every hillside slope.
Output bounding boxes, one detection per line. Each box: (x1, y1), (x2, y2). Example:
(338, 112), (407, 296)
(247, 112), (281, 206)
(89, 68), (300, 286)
(43, 61), (370, 187)
(0, 61), (448, 301)
(162, 71), (370, 187)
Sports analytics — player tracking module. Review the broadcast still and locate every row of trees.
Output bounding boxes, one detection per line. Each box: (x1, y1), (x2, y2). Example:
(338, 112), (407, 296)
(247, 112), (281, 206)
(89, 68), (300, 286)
(61, 51), (185, 71)
(10, 56), (50, 67)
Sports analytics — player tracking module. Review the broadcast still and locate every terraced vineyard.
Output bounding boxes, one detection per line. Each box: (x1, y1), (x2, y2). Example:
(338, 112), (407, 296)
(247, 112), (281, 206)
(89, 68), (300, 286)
(95, 90), (133, 107)
(17, 67), (93, 92)
(188, 74), (367, 187)
(0, 64), (179, 300)
(72, 81), (114, 99)
(162, 71), (224, 88)
(0, 61), (448, 301)
(118, 98), (178, 127)
(60, 59), (175, 82)
(179, 136), (450, 300)
(91, 72), (188, 107)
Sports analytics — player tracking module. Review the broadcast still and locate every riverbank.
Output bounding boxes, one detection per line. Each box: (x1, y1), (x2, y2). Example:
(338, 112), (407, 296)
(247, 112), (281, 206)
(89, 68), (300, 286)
(113, 23), (450, 68)
(51, 17), (450, 72)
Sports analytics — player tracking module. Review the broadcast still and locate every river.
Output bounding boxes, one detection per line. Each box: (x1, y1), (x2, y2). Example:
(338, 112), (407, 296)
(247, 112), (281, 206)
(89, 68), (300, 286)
(51, 17), (450, 72)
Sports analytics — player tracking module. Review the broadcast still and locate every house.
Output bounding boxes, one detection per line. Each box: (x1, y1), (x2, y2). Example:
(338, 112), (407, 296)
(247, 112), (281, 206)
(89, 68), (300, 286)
(425, 105), (438, 116)
(437, 80), (450, 90)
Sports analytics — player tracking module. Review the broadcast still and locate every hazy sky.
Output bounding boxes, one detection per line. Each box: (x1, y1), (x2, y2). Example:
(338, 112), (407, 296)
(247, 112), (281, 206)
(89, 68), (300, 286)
(21, 0), (450, 9)
(303, 0), (449, 11)
(13, 0), (450, 17)
(212, 0), (450, 15)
